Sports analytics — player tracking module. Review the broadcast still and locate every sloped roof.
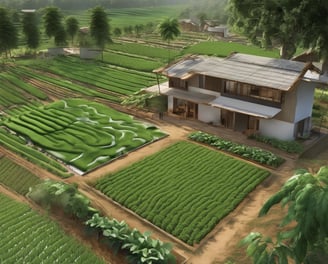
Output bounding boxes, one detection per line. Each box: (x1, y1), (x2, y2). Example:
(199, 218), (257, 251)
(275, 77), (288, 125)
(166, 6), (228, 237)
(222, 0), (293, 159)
(159, 53), (319, 91)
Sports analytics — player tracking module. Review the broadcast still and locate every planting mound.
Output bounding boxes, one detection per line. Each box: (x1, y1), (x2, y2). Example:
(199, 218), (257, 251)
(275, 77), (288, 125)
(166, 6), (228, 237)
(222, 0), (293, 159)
(95, 141), (270, 245)
(3, 98), (166, 174)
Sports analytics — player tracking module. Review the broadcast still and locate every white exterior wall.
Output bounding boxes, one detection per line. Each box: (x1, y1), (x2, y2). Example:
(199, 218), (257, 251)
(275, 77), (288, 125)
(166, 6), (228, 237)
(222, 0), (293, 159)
(294, 81), (315, 122)
(189, 86), (220, 97)
(198, 104), (220, 124)
(259, 119), (295, 140)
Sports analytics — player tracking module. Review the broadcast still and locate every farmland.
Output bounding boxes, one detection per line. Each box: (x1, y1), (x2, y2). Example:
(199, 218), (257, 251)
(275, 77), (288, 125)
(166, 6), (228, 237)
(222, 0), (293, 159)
(0, 193), (105, 264)
(0, 156), (41, 195)
(3, 98), (166, 174)
(94, 141), (269, 245)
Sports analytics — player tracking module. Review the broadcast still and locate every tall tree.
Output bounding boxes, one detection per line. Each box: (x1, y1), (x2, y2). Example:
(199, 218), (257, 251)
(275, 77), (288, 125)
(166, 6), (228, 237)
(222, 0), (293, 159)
(43, 6), (63, 39)
(158, 17), (180, 63)
(0, 7), (18, 58)
(228, 0), (299, 59)
(22, 11), (40, 51)
(242, 167), (328, 263)
(65, 16), (79, 46)
(90, 6), (111, 60)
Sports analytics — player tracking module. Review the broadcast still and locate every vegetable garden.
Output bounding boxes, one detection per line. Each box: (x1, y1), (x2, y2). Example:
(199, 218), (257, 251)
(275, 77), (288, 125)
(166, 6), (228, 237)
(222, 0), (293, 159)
(0, 156), (41, 195)
(0, 193), (105, 264)
(3, 98), (166, 174)
(94, 141), (270, 245)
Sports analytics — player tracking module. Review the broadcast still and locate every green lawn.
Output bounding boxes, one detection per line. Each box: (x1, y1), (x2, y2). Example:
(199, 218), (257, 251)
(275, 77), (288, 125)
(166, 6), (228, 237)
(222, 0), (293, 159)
(0, 193), (105, 264)
(3, 98), (166, 173)
(94, 141), (270, 245)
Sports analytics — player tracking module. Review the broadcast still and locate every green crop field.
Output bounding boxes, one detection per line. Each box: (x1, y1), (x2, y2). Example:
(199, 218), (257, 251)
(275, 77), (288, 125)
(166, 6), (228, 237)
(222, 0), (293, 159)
(3, 98), (166, 173)
(182, 41), (280, 58)
(94, 141), (270, 245)
(0, 156), (41, 195)
(0, 193), (105, 264)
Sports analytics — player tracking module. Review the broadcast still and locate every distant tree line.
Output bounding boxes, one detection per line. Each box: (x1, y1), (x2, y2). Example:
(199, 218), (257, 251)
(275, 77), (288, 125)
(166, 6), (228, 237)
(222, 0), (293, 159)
(0, 0), (190, 10)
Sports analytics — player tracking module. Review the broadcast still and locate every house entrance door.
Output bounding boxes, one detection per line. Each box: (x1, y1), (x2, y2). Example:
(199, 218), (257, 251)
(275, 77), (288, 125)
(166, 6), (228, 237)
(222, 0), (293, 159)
(186, 102), (198, 119)
(221, 109), (234, 129)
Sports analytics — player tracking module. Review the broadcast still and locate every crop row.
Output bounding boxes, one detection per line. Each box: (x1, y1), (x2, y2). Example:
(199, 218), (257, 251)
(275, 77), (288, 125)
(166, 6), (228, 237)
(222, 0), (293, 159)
(0, 193), (105, 264)
(189, 131), (285, 167)
(0, 156), (41, 195)
(107, 42), (180, 60)
(9, 67), (122, 103)
(0, 128), (72, 178)
(3, 99), (166, 173)
(94, 141), (269, 245)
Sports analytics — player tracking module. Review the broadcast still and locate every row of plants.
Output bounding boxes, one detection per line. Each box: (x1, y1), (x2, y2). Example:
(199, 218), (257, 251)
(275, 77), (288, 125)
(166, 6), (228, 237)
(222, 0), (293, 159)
(0, 193), (105, 263)
(94, 141), (269, 245)
(107, 42), (180, 60)
(189, 131), (285, 167)
(3, 99), (166, 173)
(28, 180), (176, 264)
(9, 66), (122, 103)
(102, 51), (163, 72)
(249, 134), (303, 153)
(0, 128), (72, 178)
(0, 156), (41, 195)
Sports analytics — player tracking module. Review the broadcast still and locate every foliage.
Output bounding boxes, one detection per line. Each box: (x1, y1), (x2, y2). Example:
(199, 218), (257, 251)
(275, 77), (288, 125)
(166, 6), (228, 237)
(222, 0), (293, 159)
(86, 214), (175, 264)
(121, 92), (159, 108)
(0, 193), (105, 264)
(158, 17), (180, 62)
(22, 11), (40, 50)
(65, 16), (79, 45)
(3, 99), (166, 173)
(189, 131), (284, 167)
(0, 7), (18, 57)
(90, 6), (111, 50)
(95, 141), (269, 245)
(43, 6), (63, 38)
(28, 179), (98, 219)
(242, 167), (328, 263)
(249, 134), (303, 154)
(0, 156), (41, 195)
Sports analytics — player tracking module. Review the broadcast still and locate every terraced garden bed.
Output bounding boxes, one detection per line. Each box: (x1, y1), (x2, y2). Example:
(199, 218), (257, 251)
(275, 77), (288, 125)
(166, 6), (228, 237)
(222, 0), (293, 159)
(3, 98), (166, 174)
(94, 141), (270, 246)
(0, 193), (105, 264)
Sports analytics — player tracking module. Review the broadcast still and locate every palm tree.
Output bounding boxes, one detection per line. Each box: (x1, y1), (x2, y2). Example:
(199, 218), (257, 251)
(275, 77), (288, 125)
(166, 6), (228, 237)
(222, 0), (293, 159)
(158, 17), (180, 63)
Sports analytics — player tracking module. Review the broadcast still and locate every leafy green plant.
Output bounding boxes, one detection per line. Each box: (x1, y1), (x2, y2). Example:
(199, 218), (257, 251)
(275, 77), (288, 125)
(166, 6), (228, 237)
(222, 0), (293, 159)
(249, 134), (303, 154)
(189, 131), (284, 167)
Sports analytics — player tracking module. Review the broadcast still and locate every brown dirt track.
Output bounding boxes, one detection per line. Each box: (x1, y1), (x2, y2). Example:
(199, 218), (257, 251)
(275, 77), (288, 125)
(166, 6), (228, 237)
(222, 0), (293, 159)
(1, 112), (327, 264)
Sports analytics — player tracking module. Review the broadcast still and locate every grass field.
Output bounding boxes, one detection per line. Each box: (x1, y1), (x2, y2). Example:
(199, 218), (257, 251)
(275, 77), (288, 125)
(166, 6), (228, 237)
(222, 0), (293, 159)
(0, 193), (105, 264)
(182, 41), (280, 58)
(3, 98), (166, 173)
(94, 141), (269, 245)
(0, 156), (41, 195)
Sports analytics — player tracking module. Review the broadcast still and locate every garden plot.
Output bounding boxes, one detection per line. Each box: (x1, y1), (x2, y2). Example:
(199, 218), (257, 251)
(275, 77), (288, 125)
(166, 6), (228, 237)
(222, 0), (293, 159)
(94, 141), (270, 246)
(3, 98), (166, 174)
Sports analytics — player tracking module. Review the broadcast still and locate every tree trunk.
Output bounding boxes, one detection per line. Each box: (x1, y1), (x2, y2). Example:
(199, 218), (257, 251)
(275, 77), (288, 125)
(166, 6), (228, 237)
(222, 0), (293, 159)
(280, 42), (296, 59)
(321, 57), (328, 75)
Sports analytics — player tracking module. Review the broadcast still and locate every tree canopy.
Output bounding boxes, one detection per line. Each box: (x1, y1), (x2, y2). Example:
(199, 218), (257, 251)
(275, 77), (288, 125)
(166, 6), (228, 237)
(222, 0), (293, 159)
(242, 167), (328, 263)
(228, 0), (328, 68)
(65, 16), (79, 46)
(158, 17), (180, 62)
(90, 6), (111, 50)
(22, 11), (40, 50)
(0, 7), (18, 58)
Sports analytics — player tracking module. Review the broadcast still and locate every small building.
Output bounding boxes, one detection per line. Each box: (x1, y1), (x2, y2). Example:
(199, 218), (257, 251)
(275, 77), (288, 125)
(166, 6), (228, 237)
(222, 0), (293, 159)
(204, 25), (229, 38)
(154, 53), (327, 140)
(179, 19), (201, 32)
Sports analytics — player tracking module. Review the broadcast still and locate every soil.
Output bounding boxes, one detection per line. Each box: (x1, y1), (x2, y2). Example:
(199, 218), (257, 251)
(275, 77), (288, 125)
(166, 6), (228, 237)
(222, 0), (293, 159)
(1, 113), (327, 264)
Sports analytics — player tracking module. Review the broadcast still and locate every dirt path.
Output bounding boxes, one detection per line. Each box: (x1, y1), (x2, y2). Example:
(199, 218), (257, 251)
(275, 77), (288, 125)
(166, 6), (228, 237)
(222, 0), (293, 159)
(1, 114), (326, 264)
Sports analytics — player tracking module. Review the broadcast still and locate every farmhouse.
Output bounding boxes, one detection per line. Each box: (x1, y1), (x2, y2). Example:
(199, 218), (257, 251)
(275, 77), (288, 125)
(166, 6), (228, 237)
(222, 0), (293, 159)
(154, 53), (326, 140)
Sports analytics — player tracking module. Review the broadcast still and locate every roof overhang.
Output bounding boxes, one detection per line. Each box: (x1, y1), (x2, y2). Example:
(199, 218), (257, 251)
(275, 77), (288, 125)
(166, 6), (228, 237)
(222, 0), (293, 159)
(161, 88), (216, 104)
(210, 96), (281, 119)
